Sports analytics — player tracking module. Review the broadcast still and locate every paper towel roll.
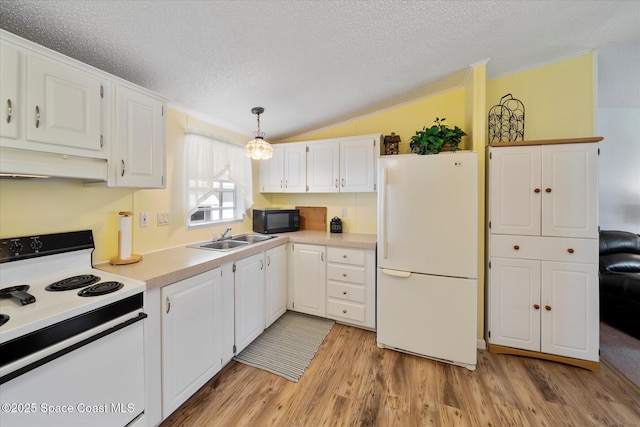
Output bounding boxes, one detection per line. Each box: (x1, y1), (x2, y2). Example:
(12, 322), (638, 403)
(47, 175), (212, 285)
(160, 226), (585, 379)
(118, 212), (132, 260)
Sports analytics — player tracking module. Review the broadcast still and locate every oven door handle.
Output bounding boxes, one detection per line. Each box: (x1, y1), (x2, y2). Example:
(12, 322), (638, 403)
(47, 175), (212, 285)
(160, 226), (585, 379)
(0, 312), (147, 385)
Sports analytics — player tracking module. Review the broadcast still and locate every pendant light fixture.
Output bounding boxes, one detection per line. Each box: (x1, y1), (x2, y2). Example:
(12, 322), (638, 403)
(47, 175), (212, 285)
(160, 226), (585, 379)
(244, 107), (273, 160)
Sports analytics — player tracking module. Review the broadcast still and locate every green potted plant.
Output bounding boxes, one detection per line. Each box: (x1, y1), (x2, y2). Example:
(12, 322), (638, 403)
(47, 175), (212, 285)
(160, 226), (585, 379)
(409, 117), (467, 155)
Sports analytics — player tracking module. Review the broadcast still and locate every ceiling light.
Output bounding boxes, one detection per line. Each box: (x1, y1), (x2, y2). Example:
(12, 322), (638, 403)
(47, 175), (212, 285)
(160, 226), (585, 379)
(244, 107), (273, 160)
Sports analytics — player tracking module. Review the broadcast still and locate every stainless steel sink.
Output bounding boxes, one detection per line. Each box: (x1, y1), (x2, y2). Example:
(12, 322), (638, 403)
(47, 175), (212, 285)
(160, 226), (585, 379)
(187, 234), (274, 251)
(229, 234), (275, 243)
(190, 240), (249, 251)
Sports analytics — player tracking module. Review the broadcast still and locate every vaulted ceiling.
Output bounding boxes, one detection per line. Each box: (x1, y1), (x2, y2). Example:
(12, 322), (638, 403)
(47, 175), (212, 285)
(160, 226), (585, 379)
(1, 1), (639, 140)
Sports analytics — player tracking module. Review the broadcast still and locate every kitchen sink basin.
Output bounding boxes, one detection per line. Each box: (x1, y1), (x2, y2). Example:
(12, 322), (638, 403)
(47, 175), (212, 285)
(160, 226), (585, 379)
(191, 240), (249, 251)
(187, 234), (274, 251)
(228, 234), (275, 243)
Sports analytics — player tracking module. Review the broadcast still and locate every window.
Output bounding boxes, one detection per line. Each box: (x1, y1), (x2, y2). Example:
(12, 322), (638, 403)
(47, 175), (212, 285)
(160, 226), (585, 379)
(185, 132), (253, 228)
(189, 173), (238, 226)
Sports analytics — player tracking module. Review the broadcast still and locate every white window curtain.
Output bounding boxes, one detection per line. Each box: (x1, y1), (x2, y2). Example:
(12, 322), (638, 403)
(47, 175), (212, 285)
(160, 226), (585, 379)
(185, 132), (253, 219)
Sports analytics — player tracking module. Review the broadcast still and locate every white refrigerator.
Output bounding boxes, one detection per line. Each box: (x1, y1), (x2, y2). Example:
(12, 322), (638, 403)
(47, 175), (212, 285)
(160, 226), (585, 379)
(377, 151), (478, 370)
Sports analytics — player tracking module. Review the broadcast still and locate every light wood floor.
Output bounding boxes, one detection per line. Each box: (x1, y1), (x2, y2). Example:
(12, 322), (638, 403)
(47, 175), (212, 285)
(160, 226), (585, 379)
(161, 323), (640, 426)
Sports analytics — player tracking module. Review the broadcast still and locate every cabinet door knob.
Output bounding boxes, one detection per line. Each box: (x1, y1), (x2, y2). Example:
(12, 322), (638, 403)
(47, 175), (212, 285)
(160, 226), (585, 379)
(343, 254), (347, 258)
(534, 188), (541, 193)
(342, 291), (347, 295)
(342, 273), (347, 277)
(513, 245), (520, 250)
(533, 304), (540, 310)
(545, 188), (552, 193)
(342, 309), (347, 314)
(545, 305), (551, 311)
(35, 105), (40, 128)
(567, 248), (574, 254)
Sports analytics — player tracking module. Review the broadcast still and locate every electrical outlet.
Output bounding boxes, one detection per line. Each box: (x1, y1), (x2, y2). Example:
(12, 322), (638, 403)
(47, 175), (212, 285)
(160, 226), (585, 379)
(157, 212), (170, 226)
(140, 211), (149, 227)
(341, 208), (347, 217)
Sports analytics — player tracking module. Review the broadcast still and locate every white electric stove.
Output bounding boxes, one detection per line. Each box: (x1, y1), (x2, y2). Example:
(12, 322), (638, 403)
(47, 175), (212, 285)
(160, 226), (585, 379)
(0, 230), (147, 427)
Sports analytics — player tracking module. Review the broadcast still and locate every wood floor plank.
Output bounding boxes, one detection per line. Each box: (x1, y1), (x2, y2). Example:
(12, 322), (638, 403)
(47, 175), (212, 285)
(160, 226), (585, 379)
(160, 322), (640, 427)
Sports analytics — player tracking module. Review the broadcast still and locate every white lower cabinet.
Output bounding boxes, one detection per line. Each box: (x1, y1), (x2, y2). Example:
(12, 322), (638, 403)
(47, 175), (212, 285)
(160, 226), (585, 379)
(326, 246), (376, 329)
(291, 243), (326, 317)
(234, 252), (266, 354)
(161, 268), (222, 418)
(489, 257), (599, 361)
(220, 262), (235, 364)
(265, 244), (287, 327)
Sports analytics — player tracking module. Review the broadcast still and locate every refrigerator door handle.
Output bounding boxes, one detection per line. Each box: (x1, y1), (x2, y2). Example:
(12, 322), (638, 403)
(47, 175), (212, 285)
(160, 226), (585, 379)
(381, 167), (388, 258)
(381, 268), (411, 278)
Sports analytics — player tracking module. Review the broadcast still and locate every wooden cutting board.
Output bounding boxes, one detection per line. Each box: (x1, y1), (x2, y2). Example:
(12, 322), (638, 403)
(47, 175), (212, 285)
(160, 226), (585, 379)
(295, 206), (327, 231)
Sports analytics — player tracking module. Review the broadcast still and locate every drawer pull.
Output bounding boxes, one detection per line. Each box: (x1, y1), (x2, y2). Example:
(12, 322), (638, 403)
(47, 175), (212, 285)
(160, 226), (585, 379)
(343, 254), (347, 258)
(6, 99), (12, 124)
(342, 273), (347, 277)
(533, 304), (540, 310)
(545, 305), (552, 311)
(545, 188), (552, 193)
(567, 248), (574, 254)
(342, 309), (347, 314)
(342, 291), (347, 295)
(513, 245), (520, 250)
(534, 188), (541, 193)
(35, 105), (40, 128)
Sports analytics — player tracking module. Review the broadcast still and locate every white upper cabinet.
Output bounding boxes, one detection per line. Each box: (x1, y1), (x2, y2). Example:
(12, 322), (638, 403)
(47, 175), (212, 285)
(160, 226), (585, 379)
(259, 133), (381, 194)
(259, 143), (307, 193)
(307, 140), (339, 192)
(0, 30), (166, 187)
(489, 143), (598, 238)
(24, 53), (105, 156)
(259, 144), (285, 192)
(284, 144), (307, 192)
(0, 41), (19, 140)
(339, 134), (378, 192)
(111, 84), (166, 188)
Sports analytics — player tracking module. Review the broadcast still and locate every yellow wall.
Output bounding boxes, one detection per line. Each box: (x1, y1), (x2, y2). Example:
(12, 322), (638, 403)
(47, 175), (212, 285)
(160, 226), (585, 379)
(0, 54), (595, 342)
(486, 52), (595, 139)
(269, 87), (470, 234)
(0, 109), (259, 264)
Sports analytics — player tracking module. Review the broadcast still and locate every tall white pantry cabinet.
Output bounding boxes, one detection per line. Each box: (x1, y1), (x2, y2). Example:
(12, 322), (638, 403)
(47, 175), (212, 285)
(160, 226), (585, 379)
(487, 137), (603, 371)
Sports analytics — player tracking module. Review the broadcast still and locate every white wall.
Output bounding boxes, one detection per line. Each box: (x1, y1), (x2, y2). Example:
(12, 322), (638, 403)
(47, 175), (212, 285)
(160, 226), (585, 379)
(597, 108), (640, 233)
(597, 42), (640, 234)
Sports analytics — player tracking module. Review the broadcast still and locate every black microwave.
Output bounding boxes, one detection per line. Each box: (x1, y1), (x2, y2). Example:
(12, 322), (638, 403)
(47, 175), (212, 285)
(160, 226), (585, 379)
(252, 209), (300, 234)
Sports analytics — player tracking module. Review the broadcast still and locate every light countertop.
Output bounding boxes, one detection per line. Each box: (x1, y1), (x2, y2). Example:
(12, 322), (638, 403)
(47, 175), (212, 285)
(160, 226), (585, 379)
(96, 231), (377, 291)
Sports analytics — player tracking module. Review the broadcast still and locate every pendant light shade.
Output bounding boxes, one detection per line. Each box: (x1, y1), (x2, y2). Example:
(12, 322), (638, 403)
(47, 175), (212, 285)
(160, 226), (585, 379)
(245, 107), (273, 160)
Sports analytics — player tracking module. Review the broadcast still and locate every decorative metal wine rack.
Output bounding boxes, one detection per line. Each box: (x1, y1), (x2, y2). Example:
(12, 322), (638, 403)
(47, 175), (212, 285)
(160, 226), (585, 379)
(488, 94), (525, 143)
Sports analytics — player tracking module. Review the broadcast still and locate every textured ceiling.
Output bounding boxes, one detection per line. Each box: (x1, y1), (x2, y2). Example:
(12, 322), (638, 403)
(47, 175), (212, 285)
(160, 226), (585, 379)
(1, 0), (639, 140)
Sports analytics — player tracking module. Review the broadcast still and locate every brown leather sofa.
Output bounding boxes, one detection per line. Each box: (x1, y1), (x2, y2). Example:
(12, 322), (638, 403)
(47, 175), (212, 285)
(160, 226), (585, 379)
(599, 230), (640, 339)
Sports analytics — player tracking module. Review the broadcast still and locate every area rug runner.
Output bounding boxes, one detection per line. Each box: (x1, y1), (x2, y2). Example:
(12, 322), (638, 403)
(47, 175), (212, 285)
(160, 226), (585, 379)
(600, 321), (640, 389)
(233, 311), (334, 382)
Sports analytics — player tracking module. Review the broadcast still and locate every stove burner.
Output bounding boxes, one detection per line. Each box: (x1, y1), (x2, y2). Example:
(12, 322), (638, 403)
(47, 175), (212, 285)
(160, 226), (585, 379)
(78, 281), (124, 297)
(46, 274), (101, 291)
(0, 285), (36, 305)
(0, 314), (9, 326)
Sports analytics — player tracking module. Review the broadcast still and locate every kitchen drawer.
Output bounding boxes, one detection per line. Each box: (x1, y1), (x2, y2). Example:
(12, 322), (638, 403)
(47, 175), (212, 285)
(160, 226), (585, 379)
(327, 247), (365, 266)
(327, 281), (365, 303)
(490, 235), (597, 263)
(327, 264), (365, 285)
(327, 299), (365, 323)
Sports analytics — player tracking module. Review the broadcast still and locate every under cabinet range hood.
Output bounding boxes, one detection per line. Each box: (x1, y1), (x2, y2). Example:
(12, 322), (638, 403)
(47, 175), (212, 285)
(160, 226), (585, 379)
(0, 147), (108, 182)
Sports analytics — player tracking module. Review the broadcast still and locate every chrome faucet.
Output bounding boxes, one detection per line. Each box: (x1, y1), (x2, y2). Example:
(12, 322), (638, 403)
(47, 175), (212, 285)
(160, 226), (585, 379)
(221, 227), (233, 240)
